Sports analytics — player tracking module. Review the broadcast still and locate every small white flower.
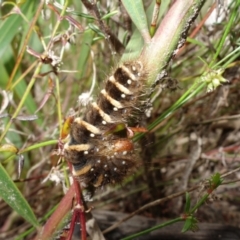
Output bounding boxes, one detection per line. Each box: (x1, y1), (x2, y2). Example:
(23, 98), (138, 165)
(42, 167), (64, 185)
(42, 167), (68, 193)
(48, 50), (62, 67)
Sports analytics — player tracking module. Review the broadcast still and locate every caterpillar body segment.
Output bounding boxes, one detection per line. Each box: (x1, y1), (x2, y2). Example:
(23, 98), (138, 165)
(64, 60), (148, 187)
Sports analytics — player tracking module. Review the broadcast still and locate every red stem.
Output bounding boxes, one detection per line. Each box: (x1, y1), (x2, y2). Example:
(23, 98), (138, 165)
(66, 211), (77, 240)
(35, 184), (75, 240)
(68, 163), (87, 240)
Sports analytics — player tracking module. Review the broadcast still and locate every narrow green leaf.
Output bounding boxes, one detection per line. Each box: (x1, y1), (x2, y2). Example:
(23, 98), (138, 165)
(121, 0), (159, 62)
(77, 29), (94, 79)
(211, 172), (223, 188)
(88, 23), (105, 38)
(12, 71), (38, 114)
(0, 1), (36, 57)
(71, 12), (95, 20)
(210, 0), (238, 67)
(121, 0), (151, 43)
(181, 218), (192, 233)
(187, 37), (206, 48)
(121, 217), (182, 240)
(101, 10), (118, 20)
(0, 62), (39, 119)
(121, 30), (144, 63)
(0, 62), (9, 88)
(0, 164), (39, 228)
(134, 82), (206, 142)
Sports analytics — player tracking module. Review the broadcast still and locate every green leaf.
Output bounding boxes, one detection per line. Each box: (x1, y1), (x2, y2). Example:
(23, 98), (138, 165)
(77, 29), (94, 78)
(0, 163), (39, 228)
(71, 12), (95, 20)
(0, 61), (9, 88)
(121, 217), (182, 240)
(184, 192), (191, 213)
(121, 0), (150, 43)
(211, 172), (223, 188)
(121, 0), (161, 62)
(13, 71), (39, 116)
(121, 30), (144, 63)
(182, 216), (199, 233)
(134, 82), (206, 142)
(0, 1), (36, 57)
(88, 23), (105, 38)
(181, 218), (193, 233)
(101, 10), (118, 20)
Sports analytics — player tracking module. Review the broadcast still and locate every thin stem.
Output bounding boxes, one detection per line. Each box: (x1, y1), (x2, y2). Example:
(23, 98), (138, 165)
(19, 140), (58, 154)
(67, 163), (87, 240)
(176, 2), (216, 56)
(190, 193), (209, 214)
(81, 0), (124, 53)
(121, 217), (182, 240)
(210, 0), (237, 67)
(103, 185), (200, 234)
(46, 0), (70, 50)
(6, 0), (45, 90)
(55, 76), (63, 137)
(66, 211), (77, 240)
(10, 60), (38, 90)
(150, 0), (161, 37)
(0, 62), (43, 142)
(74, 179), (87, 240)
(35, 185), (75, 240)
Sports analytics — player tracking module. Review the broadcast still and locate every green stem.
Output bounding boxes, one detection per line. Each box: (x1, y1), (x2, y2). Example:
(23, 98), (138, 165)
(6, 0), (44, 90)
(143, 0), (206, 84)
(55, 76), (63, 137)
(47, 0), (70, 49)
(121, 217), (182, 240)
(134, 82), (205, 142)
(190, 193), (209, 214)
(210, 0), (238, 67)
(19, 140), (58, 154)
(11, 61), (38, 90)
(0, 62), (42, 142)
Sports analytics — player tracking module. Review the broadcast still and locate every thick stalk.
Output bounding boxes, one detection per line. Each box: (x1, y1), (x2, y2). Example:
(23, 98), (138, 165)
(142, 0), (206, 84)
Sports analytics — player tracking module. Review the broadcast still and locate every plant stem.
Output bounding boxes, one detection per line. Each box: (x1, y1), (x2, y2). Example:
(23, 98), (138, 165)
(121, 217), (182, 240)
(0, 62), (43, 142)
(6, 0), (45, 90)
(190, 193), (209, 214)
(19, 140), (58, 153)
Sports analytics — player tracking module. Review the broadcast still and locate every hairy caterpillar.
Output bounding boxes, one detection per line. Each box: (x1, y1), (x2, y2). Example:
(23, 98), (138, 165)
(64, 60), (148, 187)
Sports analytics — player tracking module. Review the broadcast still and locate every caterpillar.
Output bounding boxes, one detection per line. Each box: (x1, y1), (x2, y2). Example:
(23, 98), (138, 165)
(64, 60), (148, 188)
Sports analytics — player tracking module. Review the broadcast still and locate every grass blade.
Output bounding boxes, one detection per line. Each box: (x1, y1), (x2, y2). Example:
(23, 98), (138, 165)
(0, 163), (39, 228)
(0, 1), (36, 57)
(121, 0), (151, 43)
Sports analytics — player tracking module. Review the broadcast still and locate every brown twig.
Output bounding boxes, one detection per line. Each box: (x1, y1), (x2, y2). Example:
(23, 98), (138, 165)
(101, 161), (240, 235)
(81, 0), (124, 54)
(103, 162), (240, 235)
(103, 185), (200, 234)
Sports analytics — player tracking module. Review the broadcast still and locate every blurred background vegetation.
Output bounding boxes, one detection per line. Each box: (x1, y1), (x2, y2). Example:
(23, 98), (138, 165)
(1, 0), (240, 239)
